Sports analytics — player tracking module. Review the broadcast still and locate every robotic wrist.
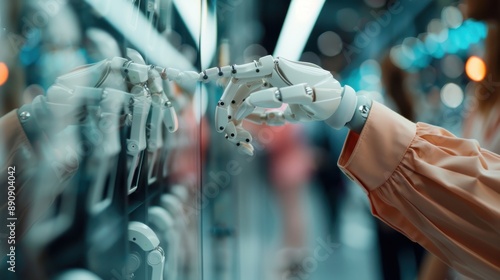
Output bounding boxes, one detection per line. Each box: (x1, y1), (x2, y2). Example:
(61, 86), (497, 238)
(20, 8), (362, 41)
(323, 85), (357, 130)
(323, 86), (372, 133)
(18, 96), (52, 145)
(346, 94), (372, 134)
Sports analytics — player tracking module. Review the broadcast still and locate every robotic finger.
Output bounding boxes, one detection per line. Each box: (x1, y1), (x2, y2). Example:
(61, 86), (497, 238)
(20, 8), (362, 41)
(219, 119), (254, 155)
(234, 87), (282, 120)
(100, 88), (133, 114)
(43, 86), (103, 125)
(162, 100), (178, 132)
(224, 105), (302, 156)
(236, 142), (254, 156)
(156, 66), (200, 90)
(125, 57), (183, 135)
(150, 90), (178, 135)
(225, 126), (252, 144)
(51, 56), (128, 92)
(223, 121), (238, 140)
(215, 78), (269, 132)
(234, 83), (315, 120)
(199, 55), (275, 83)
(215, 79), (240, 133)
(226, 80), (266, 121)
(245, 109), (288, 126)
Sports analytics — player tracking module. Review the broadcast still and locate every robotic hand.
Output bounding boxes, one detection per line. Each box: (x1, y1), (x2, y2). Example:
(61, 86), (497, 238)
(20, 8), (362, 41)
(17, 51), (201, 192)
(18, 51), (199, 143)
(197, 55), (372, 156)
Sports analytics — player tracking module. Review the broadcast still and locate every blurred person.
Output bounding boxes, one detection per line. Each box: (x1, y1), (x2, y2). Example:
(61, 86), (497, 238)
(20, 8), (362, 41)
(265, 123), (314, 251)
(304, 114), (349, 242)
(238, 51), (315, 278)
(245, 121), (315, 279)
(381, 55), (416, 122)
(462, 0), (500, 152)
(419, 0), (500, 279)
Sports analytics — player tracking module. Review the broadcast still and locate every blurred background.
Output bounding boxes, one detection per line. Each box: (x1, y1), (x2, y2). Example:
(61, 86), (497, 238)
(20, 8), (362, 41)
(0, 0), (494, 279)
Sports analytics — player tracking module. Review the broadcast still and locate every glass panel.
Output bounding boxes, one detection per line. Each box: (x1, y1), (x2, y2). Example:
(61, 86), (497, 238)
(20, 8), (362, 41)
(0, 1), (204, 279)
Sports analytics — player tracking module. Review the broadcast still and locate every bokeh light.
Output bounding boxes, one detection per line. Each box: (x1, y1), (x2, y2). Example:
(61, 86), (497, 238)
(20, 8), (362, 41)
(22, 84), (45, 104)
(442, 30), (459, 54)
(300, 51), (322, 66)
(440, 83), (464, 108)
(360, 59), (381, 84)
(358, 90), (384, 103)
(441, 6), (463, 29)
(441, 55), (464, 79)
(401, 37), (418, 61)
(336, 8), (360, 32)
(390, 45), (412, 70)
(0, 62), (9, 86)
(243, 44), (268, 62)
(427, 19), (448, 42)
(317, 31), (343, 57)
(465, 56), (486, 82)
(474, 21), (488, 39)
(424, 34), (445, 58)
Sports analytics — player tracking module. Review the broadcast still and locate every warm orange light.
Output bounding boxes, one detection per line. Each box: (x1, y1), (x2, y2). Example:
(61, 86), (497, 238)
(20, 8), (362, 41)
(0, 62), (8, 86)
(465, 56), (486, 82)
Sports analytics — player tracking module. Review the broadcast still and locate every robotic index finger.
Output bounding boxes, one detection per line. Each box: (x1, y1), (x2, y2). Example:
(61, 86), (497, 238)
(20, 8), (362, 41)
(198, 55), (276, 83)
(198, 56), (275, 134)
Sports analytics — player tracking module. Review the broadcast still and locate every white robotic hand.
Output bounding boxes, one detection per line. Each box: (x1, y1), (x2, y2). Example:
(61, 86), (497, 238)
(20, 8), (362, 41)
(198, 56), (364, 156)
(20, 51), (200, 140)
(18, 52), (202, 192)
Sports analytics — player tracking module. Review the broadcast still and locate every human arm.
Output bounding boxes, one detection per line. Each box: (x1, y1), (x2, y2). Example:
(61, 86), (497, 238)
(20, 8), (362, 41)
(208, 56), (500, 279)
(339, 102), (500, 279)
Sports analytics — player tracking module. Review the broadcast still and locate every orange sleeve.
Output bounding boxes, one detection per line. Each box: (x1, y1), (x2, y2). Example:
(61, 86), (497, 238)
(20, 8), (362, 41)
(338, 102), (500, 280)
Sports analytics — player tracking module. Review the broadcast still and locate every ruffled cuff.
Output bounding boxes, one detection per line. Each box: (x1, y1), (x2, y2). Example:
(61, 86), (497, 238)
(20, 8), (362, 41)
(337, 102), (416, 192)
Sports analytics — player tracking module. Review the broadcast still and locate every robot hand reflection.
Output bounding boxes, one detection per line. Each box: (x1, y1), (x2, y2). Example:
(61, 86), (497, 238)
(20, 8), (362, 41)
(20, 50), (200, 192)
(36, 52), (199, 134)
